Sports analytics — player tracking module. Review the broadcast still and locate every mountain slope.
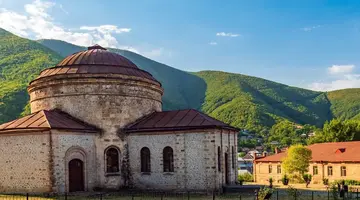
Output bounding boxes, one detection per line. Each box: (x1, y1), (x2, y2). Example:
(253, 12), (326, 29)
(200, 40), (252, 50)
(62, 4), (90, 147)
(327, 88), (360, 120)
(1, 30), (360, 132)
(0, 29), (62, 123)
(35, 39), (360, 131)
(193, 71), (333, 132)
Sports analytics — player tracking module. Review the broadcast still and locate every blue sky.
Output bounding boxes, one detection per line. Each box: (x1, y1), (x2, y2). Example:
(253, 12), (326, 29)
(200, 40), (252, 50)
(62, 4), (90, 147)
(2, 0), (360, 91)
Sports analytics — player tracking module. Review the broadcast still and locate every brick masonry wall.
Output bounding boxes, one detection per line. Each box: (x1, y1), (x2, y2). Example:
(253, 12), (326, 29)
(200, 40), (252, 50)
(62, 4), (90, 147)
(51, 130), (97, 193)
(128, 129), (238, 192)
(0, 131), (52, 193)
(254, 162), (360, 184)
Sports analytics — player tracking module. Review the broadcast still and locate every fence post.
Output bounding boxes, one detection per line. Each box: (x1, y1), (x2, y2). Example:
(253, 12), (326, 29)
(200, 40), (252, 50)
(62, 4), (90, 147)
(65, 192), (67, 200)
(100, 193), (103, 200)
(132, 194), (134, 200)
(312, 191), (314, 200)
(26, 193), (29, 200)
(161, 193), (163, 200)
(357, 188), (359, 200)
(295, 189), (297, 200)
(328, 189), (330, 200)
(277, 189), (279, 200)
(239, 194), (241, 200)
(212, 190), (215, 200)
(188, 191), (190, 200)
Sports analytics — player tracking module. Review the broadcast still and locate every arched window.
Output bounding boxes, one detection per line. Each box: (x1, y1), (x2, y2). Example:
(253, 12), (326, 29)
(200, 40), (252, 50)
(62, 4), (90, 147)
(163, 146), (174, 172)
(105, 147), (119, 173)
(218, 146), (221, 172)
(141, 147), (151, 172)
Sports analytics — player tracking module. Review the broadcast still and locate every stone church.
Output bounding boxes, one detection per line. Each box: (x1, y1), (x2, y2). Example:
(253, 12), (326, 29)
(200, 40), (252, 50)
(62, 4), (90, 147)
(0, 45), (238, 193)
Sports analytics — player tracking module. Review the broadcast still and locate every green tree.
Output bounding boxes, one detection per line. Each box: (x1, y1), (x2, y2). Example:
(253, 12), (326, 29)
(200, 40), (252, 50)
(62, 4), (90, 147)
(282, 144), (312, 175)
(266, 121), (316, 149)
(308, 119), (360, 144)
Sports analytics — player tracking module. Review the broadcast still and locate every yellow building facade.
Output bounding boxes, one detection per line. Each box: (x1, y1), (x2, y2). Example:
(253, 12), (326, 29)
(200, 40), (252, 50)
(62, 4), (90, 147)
(254, 141), (360, 184)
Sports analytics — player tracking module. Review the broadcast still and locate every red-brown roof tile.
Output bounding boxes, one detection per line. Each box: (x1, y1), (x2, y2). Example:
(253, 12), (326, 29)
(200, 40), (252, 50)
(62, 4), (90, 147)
(255, 141), (360, 163)
(124, 109), (239, 133)
(0, 110), (99, 133)
(32, 45), (160, 84)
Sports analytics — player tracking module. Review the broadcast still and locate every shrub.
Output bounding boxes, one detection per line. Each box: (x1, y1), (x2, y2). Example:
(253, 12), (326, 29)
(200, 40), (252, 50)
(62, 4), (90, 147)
(269, 177), (273, 188)
(286, 186), (301, 199)
(334, 179), (360, 186)
(323, 178), (329, 185)
(282, 174), (289, 185)
(302, 174), (312, 188)
(289, 173), (305, 183)
(238, 173), (253, 182)
(330, 183), (339, 200)
(258, 186), (273, 200)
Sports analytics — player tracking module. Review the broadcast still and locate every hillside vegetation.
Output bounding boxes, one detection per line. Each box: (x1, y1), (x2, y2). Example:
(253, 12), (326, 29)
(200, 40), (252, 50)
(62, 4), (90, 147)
(1, 29), (360, 133)
(0, 29), (62, 123)
(193, 71), (333, 132)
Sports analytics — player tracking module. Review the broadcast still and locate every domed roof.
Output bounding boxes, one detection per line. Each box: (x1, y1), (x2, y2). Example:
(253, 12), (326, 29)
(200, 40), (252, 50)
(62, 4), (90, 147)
(33, 44), (159, 83)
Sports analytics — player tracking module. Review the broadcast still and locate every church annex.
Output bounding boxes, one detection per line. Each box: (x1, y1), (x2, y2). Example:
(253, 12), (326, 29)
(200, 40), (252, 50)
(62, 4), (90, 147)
(0, 45), (238, 193)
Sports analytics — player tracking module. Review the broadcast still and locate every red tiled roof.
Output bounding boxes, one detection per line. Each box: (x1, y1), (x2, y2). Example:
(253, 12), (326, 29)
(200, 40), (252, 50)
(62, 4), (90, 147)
(32, 45), (159, 84)
(0, 110), (99, 133)
(124, 109), (239, 133)
(255, 141), (360, 163)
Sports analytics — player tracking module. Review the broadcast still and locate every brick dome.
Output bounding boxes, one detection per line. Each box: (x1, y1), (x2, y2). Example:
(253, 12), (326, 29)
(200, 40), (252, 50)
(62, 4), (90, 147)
(33, 44), (159, 83)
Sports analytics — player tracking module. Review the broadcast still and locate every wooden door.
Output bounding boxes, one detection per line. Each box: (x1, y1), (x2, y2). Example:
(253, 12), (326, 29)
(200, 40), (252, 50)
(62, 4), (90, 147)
(225, 153), (229, 185)
(69, 159), (84, 192)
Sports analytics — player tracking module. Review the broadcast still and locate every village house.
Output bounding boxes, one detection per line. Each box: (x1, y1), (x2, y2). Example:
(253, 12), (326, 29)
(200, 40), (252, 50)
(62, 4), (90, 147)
(253, 141), (360, 184)
(0, 45), (239, 193)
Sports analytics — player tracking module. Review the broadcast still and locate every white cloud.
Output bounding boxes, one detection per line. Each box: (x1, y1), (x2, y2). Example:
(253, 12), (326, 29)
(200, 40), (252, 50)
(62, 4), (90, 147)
(80, 25), (131, 34)
(24, 0), (54, 18)
(309, 65), (360, 91)
(0, 0), (133, 49)
(216, 32), (240, 37)
(0, 0), (171, 58)
(301, 25), (321, 32)
(328, 65), (355, 74)
(309, 76), (360, 91)
(209, 42), (217, 45)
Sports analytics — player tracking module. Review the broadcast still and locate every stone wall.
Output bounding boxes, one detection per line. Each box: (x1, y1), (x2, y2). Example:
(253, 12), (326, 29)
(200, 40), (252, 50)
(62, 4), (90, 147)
(214, 129), (238, 191)
(28, 75), (163, 133)
(51, 130), (97, 193)
(254, 161), (360, 184)
(0, 131), (52, 193)
(28, 74), (163, 191)
(128, 129), (238, 192)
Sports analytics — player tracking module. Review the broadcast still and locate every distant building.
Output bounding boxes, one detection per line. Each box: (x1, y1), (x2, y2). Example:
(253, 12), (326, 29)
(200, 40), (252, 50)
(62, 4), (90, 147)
(254, 141), (360, 184)
(238, 150), (262, 174)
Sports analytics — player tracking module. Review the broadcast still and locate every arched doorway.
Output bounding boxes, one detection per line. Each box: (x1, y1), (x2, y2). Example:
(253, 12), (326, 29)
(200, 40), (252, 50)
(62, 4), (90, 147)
(68, 159), (84, 192)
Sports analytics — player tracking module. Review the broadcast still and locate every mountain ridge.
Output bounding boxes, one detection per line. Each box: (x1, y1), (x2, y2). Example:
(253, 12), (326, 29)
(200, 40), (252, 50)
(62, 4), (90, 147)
(0, 28), (359, 132)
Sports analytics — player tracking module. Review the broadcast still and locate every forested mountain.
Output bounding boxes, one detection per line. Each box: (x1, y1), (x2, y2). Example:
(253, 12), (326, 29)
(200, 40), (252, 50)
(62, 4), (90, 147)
(0, 29), (62, 123)
(1, 28), (360, 133)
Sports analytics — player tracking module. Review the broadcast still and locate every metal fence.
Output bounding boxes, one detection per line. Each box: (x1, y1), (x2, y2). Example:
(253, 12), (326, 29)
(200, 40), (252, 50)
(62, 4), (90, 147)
(0, 189), (360, 200)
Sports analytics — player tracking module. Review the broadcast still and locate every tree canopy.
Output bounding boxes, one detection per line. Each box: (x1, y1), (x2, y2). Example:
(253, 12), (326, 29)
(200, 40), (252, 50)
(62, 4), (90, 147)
(308, 119), (360, 144)
(282, 144), (312, 175)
